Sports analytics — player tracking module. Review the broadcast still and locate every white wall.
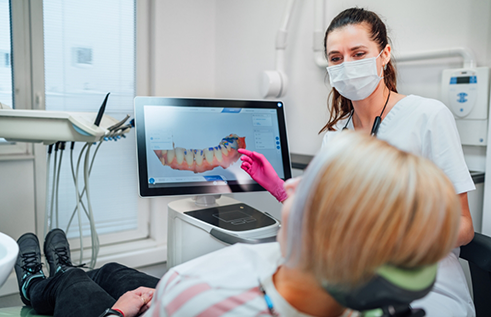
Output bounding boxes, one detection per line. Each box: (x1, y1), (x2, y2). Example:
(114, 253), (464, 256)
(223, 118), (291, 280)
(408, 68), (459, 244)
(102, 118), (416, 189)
(150, 0), (491, 155)
(152, 0), (216, 97)
(0, 159), (36, 240)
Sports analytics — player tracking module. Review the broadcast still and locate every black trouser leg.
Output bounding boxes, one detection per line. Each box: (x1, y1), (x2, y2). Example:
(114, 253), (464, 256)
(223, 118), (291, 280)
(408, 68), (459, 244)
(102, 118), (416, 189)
(29, 268), (116, 317)
(28, 263), (161, 317)
(86, 262), (160, 299)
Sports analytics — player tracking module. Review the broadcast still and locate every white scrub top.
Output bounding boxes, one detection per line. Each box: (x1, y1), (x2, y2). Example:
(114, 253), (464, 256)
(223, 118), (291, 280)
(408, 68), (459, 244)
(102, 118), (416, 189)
(322, 94), (476, 317)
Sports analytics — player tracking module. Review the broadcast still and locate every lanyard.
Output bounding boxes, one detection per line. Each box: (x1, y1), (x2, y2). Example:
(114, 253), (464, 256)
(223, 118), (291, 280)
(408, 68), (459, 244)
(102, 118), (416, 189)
(343, 91), (391, 137)
(258, 279), (278, 316)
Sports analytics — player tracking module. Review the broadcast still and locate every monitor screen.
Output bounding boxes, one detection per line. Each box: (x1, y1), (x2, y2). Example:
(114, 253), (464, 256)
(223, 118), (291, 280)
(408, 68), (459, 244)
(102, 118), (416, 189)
(134, 97), (291, 197)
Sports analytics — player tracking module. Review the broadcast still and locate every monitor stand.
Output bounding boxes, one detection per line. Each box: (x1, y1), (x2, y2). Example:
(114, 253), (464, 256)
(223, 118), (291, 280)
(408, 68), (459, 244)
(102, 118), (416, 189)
(167, 195), (280, 268)
(191, 194), (222, 207)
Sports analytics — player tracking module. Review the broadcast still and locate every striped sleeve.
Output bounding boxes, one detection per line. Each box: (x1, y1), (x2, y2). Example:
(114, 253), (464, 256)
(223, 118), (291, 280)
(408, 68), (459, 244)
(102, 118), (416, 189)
(143, 270), (266, 317)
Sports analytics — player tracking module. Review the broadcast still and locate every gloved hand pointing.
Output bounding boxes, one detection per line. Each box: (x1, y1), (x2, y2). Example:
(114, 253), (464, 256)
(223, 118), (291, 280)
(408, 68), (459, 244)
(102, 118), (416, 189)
(238, 148), (287, 202)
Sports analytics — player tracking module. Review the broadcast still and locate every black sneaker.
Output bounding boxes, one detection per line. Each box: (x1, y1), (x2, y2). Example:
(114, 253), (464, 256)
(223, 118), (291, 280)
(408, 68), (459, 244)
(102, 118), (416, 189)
(44, 228), (77, 276)
(14, 233), (46, 306)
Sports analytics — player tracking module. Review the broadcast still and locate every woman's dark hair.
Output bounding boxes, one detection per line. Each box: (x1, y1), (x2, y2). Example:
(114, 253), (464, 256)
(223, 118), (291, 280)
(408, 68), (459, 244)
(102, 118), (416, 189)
(319, 8), (398, 133)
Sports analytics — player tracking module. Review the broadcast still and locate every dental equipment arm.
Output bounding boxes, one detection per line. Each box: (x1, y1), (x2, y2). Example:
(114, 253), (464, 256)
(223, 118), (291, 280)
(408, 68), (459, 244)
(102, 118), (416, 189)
(0, 94), (132, 269)
(261, 0), (296, 98)
(0, 109), (130, 145)
(238, 148), (287, 202)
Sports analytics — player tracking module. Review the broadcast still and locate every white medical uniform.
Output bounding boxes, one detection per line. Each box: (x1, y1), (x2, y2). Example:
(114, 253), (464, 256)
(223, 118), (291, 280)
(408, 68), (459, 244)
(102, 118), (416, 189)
(322, 94), (476, 317)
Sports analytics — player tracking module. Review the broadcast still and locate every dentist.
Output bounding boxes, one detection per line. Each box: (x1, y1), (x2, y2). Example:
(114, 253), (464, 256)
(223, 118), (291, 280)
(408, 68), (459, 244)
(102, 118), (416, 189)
(239, 7), (475, 317)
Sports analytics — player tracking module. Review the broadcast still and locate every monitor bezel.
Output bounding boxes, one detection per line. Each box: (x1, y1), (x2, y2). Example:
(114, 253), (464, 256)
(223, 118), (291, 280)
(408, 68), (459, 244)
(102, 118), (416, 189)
(134, 97), (292, 197)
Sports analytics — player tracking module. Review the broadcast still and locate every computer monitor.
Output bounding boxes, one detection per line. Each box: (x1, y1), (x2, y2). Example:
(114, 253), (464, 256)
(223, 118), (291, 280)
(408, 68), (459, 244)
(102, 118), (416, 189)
(134, 97), (292, 197)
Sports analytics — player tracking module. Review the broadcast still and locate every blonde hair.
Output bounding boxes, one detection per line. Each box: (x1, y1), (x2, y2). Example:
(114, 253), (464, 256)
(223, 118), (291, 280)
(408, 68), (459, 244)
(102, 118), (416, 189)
(285, 131), (460, 288)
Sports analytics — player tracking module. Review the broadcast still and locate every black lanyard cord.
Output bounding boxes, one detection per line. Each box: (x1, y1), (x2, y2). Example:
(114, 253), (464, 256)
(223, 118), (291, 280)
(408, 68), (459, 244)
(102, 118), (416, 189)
(342, 90), (391, 137)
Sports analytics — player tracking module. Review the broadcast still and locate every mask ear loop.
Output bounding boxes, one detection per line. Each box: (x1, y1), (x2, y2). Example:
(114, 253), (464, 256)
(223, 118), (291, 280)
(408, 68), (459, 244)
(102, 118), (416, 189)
(379, 44), (390, 73)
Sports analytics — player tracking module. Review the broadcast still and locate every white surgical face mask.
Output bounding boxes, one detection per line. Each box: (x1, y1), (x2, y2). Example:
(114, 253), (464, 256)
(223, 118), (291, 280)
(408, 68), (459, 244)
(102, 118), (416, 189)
(326, 50), (384, 101)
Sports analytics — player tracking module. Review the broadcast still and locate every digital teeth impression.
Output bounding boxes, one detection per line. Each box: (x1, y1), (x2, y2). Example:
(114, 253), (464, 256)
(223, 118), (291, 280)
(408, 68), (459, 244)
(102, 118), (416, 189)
(153, 134), (246, 173)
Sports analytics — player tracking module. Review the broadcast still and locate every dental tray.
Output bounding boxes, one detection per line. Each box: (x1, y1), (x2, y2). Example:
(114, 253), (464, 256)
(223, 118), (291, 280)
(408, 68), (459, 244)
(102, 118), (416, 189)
(0, 109), (129, 145)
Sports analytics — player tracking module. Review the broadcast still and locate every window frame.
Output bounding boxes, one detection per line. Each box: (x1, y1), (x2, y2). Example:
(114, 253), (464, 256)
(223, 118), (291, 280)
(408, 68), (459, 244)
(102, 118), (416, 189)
(24, 0), (164, 263)
(0, 0), (31, 156)
(1, 0), (177, 298)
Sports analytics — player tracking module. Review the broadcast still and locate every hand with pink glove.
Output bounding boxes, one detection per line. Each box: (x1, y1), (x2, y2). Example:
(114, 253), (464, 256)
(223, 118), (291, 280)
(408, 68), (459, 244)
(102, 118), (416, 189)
(238, 148), (287, 202)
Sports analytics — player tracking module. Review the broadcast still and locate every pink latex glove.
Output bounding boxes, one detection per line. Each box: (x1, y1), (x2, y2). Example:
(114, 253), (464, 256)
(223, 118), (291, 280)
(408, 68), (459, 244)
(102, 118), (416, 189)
(238, 148), (287, 202)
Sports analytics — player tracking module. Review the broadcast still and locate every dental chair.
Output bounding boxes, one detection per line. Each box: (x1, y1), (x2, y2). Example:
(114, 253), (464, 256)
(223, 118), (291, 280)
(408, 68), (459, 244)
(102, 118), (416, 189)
(1, 232), (491, 317)
(334, 232), (491, 317)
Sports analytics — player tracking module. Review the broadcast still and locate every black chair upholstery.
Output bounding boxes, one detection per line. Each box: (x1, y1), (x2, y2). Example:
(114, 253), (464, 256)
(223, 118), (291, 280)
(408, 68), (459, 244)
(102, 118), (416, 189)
(459, 232), (491, 317)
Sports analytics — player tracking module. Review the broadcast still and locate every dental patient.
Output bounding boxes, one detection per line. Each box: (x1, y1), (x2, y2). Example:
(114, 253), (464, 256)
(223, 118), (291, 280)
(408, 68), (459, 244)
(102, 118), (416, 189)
(15, 132), (460, 317)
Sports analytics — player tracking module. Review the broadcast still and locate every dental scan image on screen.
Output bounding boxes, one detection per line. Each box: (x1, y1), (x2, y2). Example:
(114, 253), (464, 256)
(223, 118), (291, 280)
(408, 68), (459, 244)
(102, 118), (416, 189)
(143, 104), (286, 191)
(153, 133), (246, 173)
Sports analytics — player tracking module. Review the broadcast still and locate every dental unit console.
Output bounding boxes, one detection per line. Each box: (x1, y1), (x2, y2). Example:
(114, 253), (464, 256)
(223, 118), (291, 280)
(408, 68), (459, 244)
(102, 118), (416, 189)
(134, 97), (291, 267)
(0, 94), (131, 145)
(0, 94), (132, 269)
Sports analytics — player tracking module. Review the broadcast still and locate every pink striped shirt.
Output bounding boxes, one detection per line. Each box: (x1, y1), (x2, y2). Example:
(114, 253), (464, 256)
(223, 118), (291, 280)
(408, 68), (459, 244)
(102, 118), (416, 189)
(143, 243), (359, 317)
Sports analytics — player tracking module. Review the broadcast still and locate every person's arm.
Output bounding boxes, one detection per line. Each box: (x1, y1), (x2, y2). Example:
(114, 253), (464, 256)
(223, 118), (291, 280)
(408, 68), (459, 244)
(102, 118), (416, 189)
(424, 106), (475, 247)
(455, 192), (474, 247)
